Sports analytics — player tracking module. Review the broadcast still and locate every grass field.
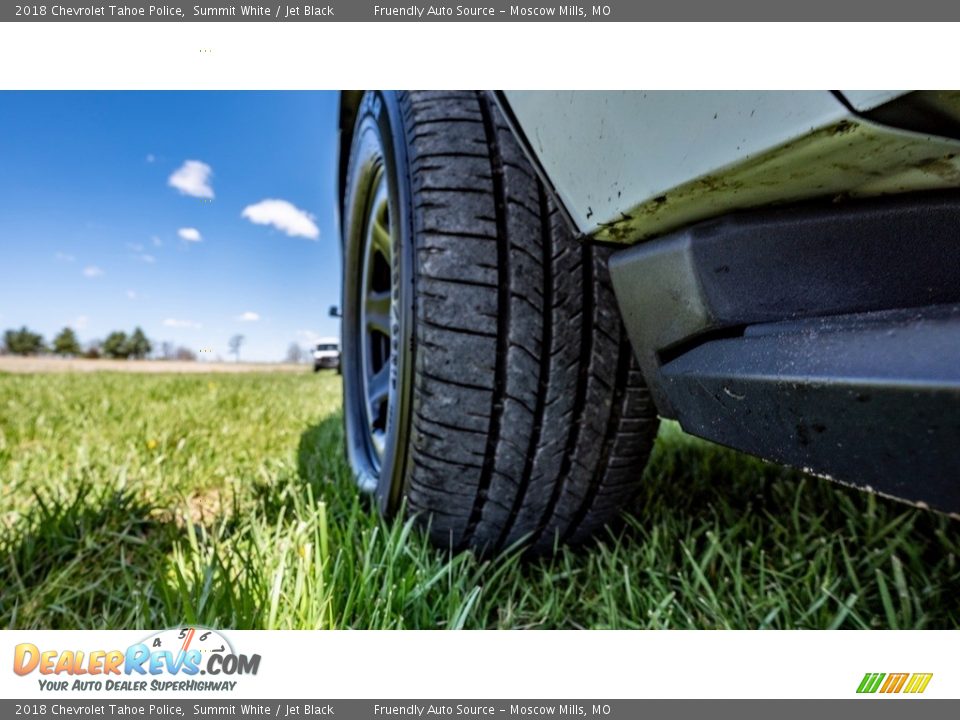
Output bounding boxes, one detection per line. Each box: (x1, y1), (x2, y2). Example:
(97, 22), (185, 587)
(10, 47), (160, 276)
(1, 370), (958, 630)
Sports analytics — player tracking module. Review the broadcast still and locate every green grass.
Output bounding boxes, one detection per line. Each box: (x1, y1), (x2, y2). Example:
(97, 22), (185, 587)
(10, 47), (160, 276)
(1, 371), (958, 630)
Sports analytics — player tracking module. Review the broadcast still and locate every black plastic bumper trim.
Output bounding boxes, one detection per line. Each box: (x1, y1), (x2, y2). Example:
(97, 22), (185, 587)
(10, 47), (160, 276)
(610, 193), (960, 416)
(660, 306), (960, 514)
(609, 193), (960, 513)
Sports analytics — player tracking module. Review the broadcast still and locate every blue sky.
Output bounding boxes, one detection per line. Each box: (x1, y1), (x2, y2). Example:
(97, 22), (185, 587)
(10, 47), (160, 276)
(0, 91), (342, 362)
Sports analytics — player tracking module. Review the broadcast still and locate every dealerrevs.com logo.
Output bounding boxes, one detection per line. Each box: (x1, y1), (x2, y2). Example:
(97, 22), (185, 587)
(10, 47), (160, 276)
(857, 673), (933, 695)
(13, 627), (260, 693)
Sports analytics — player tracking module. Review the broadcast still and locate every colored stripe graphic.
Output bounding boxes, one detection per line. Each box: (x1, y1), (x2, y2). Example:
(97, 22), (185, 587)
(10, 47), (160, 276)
(857, 672), (932, 694)
(903, 673), (934, 694)
(880, 673), (909, 693)
(857, 673), (885, 694)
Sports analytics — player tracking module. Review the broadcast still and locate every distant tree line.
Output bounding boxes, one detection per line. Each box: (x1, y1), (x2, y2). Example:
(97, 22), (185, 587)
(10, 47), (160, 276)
(2, 326), (47, 355)
(0, 325), (194, 361)
(1, 325), (319, 363)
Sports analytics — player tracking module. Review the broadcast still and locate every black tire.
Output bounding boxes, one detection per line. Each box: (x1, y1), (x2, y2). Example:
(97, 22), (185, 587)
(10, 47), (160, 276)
(341, 91), (659, 554)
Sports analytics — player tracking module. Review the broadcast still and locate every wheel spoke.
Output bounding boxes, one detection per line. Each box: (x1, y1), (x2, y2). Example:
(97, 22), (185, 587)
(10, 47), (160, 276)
(366, 362), (390, 426)
(365, 290), (391, 334)
(371, 204), (392, 258)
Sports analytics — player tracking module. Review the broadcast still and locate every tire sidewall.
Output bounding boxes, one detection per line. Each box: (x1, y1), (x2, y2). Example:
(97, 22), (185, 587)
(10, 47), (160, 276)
(341, 91), (415, 514)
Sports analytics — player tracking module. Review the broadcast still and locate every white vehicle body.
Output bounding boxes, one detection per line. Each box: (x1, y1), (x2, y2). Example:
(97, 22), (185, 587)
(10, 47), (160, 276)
(503, 90), (960, 243)
(313, 337), (341, 369)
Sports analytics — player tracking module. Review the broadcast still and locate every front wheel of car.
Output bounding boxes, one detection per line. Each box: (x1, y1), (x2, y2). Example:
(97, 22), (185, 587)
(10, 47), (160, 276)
(341, 91), (659, 554)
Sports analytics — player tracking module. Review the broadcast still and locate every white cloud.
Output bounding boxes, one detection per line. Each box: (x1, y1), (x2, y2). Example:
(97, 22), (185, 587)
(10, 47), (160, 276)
(168, 160), (214, 198)
(127, 242), (144, 252)
(82, 265), (104, 278)
(241, 199), (320, 240)
(139, 254), (156, 264)
(126, 290), (137, 300)
(146, 154), (156, 163)
(55, 252), (75, 263)
(75, 315), (89, 330)
(151, 235), (163, 247)
(236, 311), (260, 322)
(178, 227), (202, 242)
(297, 329), (320, 344)
(163, 318), (202, 329)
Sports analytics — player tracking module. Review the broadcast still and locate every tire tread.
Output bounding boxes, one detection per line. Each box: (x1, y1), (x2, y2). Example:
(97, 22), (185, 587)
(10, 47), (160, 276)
(400, 91), (659, 553)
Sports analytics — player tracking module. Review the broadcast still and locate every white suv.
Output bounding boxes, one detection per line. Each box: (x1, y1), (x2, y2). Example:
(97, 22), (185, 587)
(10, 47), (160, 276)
(312, 338), (340, 372)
